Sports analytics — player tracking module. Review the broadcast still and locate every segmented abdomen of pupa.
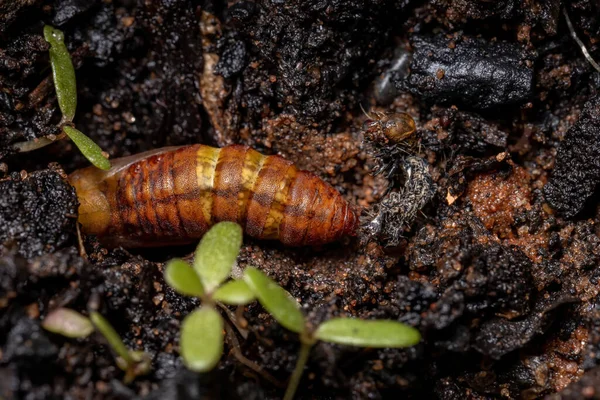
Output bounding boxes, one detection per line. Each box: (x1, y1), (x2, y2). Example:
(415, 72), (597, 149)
(68, 144), (358, 247)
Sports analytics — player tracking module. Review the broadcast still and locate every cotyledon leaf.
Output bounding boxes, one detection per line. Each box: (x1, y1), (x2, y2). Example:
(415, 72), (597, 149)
(243, 267), (305, 334)
(180, 307), (224, 372)
(43, 25), (77, 122)
(63, 126), (111, 170)
(315, 318), (421, 348)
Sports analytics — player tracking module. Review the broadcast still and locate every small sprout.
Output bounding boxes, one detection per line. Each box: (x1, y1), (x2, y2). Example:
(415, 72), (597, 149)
(90, 312), (135, 364)
(165, 258), (205, 297)
(242, 267), (421, 400)
(63, 126), (111, 170)
(90, 311), (151, 383)
(166, 223), (421, 400)
(194, 222), (243, 293)
(314, 318), (421, 348)
(164, 222), (254, 374)
(43, 25), (77, 123)
(42, 308), (94, 338)
(180, 307), (224, 372)
(283, 342), (312, 400)
(213, 280), (255, 305)
(243, 267), (305, 334)
(116, 351), (152, 384)
(43, 309), (151, 383)
(21, 25), (112, 170)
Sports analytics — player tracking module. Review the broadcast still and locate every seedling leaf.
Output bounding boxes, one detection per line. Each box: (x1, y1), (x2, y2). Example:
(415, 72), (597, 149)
(63, 126), (111, 170)
(213, 279), (255, 305)
(180, 307), (224, 372)
(194, 222), (243, 293)
(314, 318), (421, 348)
(90, 311), (133, 364)
(43, 25), (77, 122)
(243, 267), (305, 334)
(42, 308), (94, 338)
(165, 259), (204, 298)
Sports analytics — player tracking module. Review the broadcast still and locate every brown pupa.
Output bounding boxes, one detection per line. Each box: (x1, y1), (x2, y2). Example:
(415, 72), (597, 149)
(68, 144), (358, 247)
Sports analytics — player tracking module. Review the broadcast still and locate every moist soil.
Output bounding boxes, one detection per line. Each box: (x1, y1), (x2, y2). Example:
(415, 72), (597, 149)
(2, 1), (600, 399)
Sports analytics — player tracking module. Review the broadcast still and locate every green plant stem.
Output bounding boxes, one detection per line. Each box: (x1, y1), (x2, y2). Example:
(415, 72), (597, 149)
(89, 312), (134, 365)
(283, 341), (313, 400)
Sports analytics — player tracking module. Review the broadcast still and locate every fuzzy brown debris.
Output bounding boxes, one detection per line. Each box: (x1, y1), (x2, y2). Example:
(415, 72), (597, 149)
(364, 156), (435, 247)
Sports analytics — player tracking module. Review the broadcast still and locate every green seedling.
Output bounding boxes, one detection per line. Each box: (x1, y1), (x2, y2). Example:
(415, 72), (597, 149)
(15, 26), (111, 171)
(243, 267), (421, 400)
(164, 222), (256, 372)
(42, 307), (151, 383)
(165, 222), (420, 399)
(89, 312), (152, 384)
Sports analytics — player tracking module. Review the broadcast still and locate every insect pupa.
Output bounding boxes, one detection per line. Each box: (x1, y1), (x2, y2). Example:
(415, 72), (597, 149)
(68, 144), (358, 248)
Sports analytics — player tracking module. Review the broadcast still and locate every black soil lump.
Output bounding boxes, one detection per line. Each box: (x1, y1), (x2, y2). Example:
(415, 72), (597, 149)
(544, 95), (600, 218)
(397, 34), (534, 110)
(0, 169), (78, 258)
(215, 39), (247, 79)
(231, 0), (400, 124)
(0, 32), (57, 152)
(0, 1), (37, 34)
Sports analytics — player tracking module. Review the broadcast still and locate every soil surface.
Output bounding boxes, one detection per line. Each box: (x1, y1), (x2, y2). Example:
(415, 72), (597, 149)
(2, 0), (600, 399)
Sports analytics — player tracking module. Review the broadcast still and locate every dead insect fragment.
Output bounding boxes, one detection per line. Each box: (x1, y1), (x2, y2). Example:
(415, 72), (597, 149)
(69, 144), (358, 247)
(361, 108), (435, 247)
(363, 156), (435, 247)
(363, 111), (417, 146)
(362, 110), (419, 190)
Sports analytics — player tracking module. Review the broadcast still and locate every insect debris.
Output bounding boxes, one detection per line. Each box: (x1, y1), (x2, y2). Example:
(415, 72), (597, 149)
(361, 109), (435, 247)
(361, 108), (419, 190)
(363, 156), (435, 248)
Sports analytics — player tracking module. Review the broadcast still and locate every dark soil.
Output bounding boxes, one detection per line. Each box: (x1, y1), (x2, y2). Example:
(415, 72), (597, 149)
(2, 0), (600, 399)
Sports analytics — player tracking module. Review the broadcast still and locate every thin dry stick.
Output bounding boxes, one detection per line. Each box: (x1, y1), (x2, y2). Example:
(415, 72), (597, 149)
(76, 223), (88, 259)
(563, 8), (600, 73)
(217, 302), (249, 339)
(224, 323), (285, 388)
(359, 103), (374, 120)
